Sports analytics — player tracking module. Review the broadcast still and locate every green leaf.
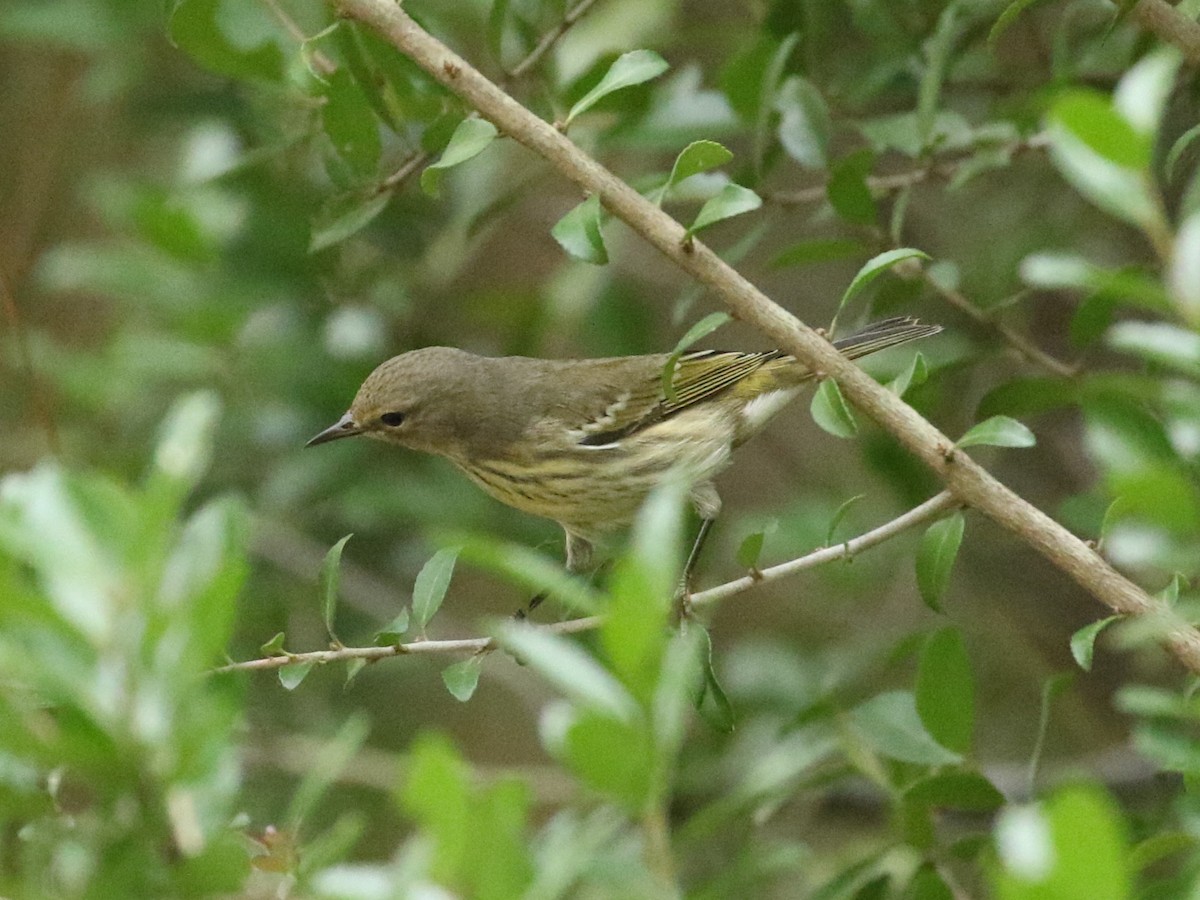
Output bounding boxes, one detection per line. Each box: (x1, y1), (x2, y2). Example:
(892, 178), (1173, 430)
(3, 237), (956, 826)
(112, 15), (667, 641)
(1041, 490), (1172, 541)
(653, 627), (707, 752)
(989, 0), (1051, 46)
(260, 632), (287, 656)
(335, 22), (398, 133)
(322, 67), (382, 174)
(992, 785), (1130, 899)
(565, 49), (669, 127)
(1170, 214), (1200, 326)
(916, 627), (974, 754)
(826, 494), (866, 547)
(916, 512), (965, 612)
(420, 118), (499, 197)
(1070, 616), (1120, 672)
(412, 547), (460, 631)
(977, 377), (1078, 419)
(810, 379), (857, 438)
(496, 624), (636, 720)
(957, 416), (1037, 449)
(1046, 108), (1159, 231)
(907, 866), (953, 900)
(1027, 672), (1074, 792)
(695, 627), (735, 733)
(847, 691), (962, 766)
(686, 183), (762, 237)
(1128, 831), (1196, 872)
(603, 480), (685, 701)
(285, 714), (370, 828)
(1107, 320), (1200, 378)
(319, 534), (352, 641)
(775, 75), (830, 169)
(661, 311), (732, 402)
(169, 0), (284, 82)
(562, 711), (655, 809)
(888, 352), (928, 398)
(152, 390), (221, 493)
(836, 247), (929, 326)
(917, 5), (960, 147)
(736, 531), (765, 569)
(662, 140), (733, 198)
(551, 194), (608, 264)
(279, 661), (313, 691)
(442, 655), (483, 702)
(1049, 89), (1149, 169)
(1165, 122), (1200, 182)
(905, 772), (1004, 812)
(309, 193), (389, 253)
(402, 732), (471, 875)
(1114, 49), (1180, 138)
(826, 148), (876, 224)
(374, 608), (410, 645)
(770, 238), (864, 269)
(345, 657), (366, 686)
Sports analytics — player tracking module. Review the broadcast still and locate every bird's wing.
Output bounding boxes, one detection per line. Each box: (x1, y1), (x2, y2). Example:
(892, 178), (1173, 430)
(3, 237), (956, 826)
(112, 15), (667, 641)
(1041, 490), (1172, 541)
(575, 350), (782, 447)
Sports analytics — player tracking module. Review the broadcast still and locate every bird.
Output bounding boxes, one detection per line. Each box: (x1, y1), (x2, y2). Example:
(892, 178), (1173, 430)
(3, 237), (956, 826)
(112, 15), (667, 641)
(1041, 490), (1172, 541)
(307, 316), (940, 590)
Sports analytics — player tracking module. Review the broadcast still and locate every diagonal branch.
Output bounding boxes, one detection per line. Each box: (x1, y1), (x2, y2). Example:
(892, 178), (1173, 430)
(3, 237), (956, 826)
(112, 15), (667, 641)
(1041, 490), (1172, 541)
(214, 491), (959, 674)
(325, 0), (1200, 674)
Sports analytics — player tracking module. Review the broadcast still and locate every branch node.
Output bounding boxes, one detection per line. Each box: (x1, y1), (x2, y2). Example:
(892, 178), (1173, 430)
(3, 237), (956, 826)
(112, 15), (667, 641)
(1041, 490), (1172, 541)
(940, 443), (958, 463)
(443, 59), (461, 78)
(680, 235), (695, 254)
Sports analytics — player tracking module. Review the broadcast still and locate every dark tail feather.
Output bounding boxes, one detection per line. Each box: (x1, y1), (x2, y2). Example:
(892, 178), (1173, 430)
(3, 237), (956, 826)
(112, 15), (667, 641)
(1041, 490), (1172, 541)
(832, 316), (942, 360)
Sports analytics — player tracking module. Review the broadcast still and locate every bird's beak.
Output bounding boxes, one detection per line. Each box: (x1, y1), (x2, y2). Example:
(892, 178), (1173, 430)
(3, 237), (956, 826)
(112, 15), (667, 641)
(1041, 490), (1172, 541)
(306, 412), (362, 447)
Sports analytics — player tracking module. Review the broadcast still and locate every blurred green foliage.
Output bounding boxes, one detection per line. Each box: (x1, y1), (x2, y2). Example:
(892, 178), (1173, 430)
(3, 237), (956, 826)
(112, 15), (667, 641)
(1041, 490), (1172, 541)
(4, 0), (1200, 896)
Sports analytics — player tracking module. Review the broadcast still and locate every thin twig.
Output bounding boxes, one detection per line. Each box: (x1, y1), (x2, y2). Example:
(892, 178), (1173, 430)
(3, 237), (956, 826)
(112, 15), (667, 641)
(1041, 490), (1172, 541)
(216, 492), (957, 674)
(767, 133), (1051, 207)
(913, 267), (1080, 379)
(375, 149), (429, 194)
(1133, 0), (1200, 66)
(506, 0), (603, 80)
(261, 0), (337, 76)
(693, 491), (960, 608)
(323, 0), (1200, 674)
(214, 613), (600, 673)
(373, 0), (603, 196)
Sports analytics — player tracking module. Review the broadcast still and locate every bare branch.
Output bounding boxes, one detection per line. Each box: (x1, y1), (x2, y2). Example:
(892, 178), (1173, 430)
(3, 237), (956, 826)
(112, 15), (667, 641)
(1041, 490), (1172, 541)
(214, 614), (599, 674)
(376, 149), (429, 195)
(506, 0), (603, 80)
(324, 0), (1200, 674)
(218, 492), (958, 674)
(692, 491), (960, 609)
(911, 266), (1080, 379)
(767, 133), (1051, 207)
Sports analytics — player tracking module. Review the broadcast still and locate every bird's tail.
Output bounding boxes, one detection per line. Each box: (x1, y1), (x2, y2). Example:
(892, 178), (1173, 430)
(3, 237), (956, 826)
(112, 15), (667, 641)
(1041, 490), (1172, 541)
(832, 316), (942, 359)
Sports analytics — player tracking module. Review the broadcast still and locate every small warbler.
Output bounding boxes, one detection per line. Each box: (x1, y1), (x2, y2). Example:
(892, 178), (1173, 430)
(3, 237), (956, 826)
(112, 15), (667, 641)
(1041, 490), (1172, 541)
(308, 316), (940, 580)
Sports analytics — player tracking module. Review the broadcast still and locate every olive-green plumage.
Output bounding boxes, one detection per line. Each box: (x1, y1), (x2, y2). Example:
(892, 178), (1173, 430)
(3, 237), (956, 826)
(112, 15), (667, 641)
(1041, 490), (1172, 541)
(308, 316), (940, 572)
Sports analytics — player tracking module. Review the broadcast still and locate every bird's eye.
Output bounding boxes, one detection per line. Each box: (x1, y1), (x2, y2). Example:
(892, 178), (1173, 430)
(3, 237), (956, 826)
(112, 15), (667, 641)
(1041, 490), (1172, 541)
(379, 411), (406, 427)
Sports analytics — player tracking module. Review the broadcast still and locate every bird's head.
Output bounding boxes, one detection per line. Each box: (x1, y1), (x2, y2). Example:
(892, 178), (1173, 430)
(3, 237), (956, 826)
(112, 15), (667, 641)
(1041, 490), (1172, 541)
(306, 347), (484, 457)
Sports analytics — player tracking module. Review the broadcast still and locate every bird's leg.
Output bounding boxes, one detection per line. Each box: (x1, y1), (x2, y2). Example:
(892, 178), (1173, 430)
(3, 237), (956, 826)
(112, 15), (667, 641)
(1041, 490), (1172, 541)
(677, 482), (722, 619)
(682, 517), (715, 592)
(516, 531), (594, 618)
